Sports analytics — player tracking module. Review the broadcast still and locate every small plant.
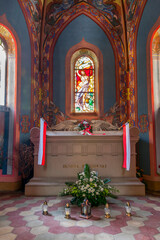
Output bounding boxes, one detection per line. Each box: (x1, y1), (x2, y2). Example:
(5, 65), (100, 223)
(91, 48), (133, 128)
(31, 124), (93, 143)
(60, 164), (118, 206)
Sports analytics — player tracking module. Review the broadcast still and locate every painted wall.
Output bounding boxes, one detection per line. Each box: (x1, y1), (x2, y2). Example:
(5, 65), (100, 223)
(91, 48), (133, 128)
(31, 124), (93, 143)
(53, 14), (116, 114)
(0, 0), (31, 144)
(137, 0), (160, 174)
(0, 0), (31, 177)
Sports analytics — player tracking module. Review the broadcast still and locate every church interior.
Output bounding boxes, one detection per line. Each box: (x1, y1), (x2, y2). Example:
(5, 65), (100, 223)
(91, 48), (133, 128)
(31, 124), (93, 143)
(1, 0), (160, 239)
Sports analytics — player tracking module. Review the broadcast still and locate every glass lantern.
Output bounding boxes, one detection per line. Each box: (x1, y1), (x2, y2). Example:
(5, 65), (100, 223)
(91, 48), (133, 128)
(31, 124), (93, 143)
(42, 201), (48, 215)
(65, 203), (71, 219)
(125, 202), (132, 217)
(80, 198), (92, 219)
(104, 203), (111, 218)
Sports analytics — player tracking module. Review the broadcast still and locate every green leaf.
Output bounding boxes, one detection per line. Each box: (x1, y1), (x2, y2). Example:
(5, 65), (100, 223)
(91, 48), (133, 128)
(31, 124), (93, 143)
(103, 178), (111, 184)
(84, 164), (90, 179)
(65, 182), (74, 186)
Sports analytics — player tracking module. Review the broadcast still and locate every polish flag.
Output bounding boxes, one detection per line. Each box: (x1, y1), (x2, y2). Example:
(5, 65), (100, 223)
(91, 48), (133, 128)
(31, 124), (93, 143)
(38, 118), (47, 165)
(122, 122), (130, 171)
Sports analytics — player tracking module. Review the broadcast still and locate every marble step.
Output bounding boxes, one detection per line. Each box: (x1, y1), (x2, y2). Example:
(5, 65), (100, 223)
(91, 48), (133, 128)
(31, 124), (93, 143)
(25, 177), (145, 196)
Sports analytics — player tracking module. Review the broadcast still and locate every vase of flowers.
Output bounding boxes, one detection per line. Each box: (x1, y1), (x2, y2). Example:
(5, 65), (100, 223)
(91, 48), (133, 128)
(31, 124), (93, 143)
(60, 164), (118, 206)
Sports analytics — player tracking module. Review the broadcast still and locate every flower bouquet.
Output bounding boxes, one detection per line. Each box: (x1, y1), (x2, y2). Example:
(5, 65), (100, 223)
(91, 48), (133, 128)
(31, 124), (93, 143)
(77, 120), (92, 135)
(60, 164), (118, 206)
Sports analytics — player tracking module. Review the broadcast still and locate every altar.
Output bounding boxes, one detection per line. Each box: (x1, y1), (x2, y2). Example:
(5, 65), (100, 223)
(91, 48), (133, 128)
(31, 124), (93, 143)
(25, 127), (145, 196)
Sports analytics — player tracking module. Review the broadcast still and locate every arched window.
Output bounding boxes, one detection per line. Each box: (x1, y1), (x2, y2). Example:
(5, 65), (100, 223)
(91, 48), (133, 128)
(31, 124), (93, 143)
(74, 55), (95, 113)
(0, 22), (20, 176)
(65, 39), (103, 119)
(152, 27), (160, 174)
(0, 37), (7, 106)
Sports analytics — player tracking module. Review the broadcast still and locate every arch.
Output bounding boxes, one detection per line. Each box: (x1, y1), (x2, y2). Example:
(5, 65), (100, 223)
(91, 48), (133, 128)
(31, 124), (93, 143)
(146, 16), (160, 178)
(65, 38), (103, 119)
(49, 10), (119, 106)
(0, 14), (21, 178)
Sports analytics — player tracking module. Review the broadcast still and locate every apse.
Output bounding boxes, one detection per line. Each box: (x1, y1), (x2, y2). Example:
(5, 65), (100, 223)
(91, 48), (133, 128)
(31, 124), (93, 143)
(53, 14), (116, 115)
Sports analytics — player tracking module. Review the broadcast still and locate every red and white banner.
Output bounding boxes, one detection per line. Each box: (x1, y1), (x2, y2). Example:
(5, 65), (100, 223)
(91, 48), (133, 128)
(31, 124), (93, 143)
(38, 118), (47, 166)
(122, 122), (130, 171)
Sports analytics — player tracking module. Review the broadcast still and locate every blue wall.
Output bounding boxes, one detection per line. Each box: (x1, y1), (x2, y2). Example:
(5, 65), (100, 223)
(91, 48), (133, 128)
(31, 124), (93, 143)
(137, 0), (160, 174)
(0, 0), (31, 143)
(53, 14), (116, 114)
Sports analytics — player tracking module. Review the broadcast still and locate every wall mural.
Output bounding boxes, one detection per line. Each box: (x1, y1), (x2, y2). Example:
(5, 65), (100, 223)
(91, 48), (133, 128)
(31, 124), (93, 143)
(20, 115), (31, 134)
(138, 114), (149, 133)
(18, 0), (146, 128)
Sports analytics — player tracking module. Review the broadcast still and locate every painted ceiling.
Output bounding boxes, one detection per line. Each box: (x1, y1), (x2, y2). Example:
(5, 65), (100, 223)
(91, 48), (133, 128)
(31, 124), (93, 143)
(28, 0), (138, 26)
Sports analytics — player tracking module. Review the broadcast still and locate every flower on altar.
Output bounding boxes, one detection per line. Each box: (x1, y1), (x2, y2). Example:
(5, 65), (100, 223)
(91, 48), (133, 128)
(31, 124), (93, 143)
(60, 164), (118, 206)
(77, 120), (92, 134)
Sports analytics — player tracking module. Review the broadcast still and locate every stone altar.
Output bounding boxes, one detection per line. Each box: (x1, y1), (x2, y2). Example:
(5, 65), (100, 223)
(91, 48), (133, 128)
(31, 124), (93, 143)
(25, 127), (145, 196)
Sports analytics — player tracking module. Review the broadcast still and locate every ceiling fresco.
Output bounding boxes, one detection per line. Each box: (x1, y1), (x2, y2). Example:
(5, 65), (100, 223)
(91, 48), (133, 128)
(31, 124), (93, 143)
(25, 0), (139, 48)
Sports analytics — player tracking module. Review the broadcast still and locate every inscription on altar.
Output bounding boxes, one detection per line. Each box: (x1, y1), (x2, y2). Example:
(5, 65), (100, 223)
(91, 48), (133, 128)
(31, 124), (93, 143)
(63, 164), (107, 169)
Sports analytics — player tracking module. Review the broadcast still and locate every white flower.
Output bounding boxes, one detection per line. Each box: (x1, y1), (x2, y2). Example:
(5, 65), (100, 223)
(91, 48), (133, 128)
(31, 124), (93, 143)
(86, 184), (90, 188)
(94, 184), (97, 187)
(90, 178), (93, 182)
(96, 192), (99, 195)
(83, 194), (85, 197)
(101, 188), (104, 191)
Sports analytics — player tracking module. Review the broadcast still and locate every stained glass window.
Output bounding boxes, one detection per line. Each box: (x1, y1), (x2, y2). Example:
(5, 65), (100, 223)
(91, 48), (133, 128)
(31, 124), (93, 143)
(0, 38), (7, 105)
(74, 56), (95, 113)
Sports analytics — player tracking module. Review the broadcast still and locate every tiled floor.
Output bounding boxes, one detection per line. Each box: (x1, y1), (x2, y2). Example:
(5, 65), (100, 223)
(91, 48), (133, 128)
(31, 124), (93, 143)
(0, 193), (160, 239)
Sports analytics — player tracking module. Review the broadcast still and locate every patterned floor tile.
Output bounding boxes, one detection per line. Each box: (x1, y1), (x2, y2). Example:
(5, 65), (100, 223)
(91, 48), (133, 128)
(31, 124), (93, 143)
(114, 233), (135, 240)
(0, 233), (17, 240)
(0, 194), (160, 239)
(0, 226), (13, 235)
(154, 234), (160, 240)
(95, 233), (115, 240)
(27, 220), (43, 228)
(74, 233), (94, 240)
(30, 225), (49, 235)
(121, 225), (140, 235)
(23, 215), (39, 222)
(34, 232), (57, 240)
(0, 220), (11, 227)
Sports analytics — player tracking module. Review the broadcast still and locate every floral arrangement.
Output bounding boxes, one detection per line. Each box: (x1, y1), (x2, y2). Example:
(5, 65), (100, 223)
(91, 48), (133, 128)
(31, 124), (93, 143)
(77, 120), (92, 134)
(60, 164), (118, 206)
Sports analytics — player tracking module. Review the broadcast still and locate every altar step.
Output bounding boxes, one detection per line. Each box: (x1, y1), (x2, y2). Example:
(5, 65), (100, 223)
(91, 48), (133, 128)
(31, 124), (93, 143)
(25, 177), (145, 196)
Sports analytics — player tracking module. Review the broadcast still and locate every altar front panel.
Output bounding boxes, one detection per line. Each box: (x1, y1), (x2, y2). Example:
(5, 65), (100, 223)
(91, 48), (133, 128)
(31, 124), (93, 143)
(26, 127), (145, 196)
(33, 130), (137, 179)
